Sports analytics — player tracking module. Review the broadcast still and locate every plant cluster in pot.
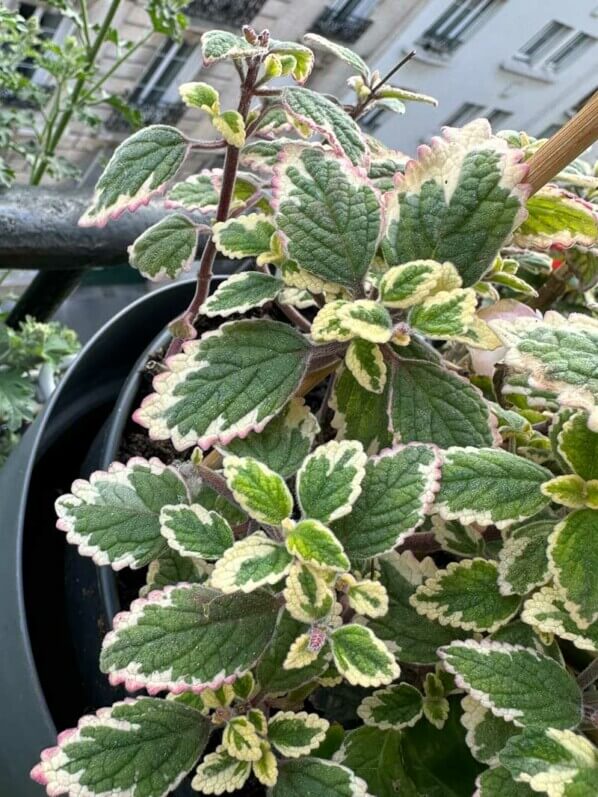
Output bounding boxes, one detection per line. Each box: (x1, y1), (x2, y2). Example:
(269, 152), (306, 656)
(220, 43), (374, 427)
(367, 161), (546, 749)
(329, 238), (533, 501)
(29, 25), (598, 797)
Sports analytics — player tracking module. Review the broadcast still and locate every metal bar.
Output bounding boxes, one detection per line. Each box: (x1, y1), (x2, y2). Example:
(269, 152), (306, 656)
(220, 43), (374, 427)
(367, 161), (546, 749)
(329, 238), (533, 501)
(6, 267), (86, 327)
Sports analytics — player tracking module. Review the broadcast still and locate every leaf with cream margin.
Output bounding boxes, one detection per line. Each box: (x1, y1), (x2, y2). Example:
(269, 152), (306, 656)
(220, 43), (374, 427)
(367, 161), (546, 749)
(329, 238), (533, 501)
(409, 288), (477, 340)
(329, 624), (400, 688)
(548, 509), (598, 627)
(521, 585), (598, 653)
(557, 411), (598, 481)
(274, 145), (380, 289)
(332, 444), (441, 560)
(128, 214), (198, 281)
(357, 683), (424, 730)
(212, 214), (276, 260)
(381, 119), (530, 286)
(370, 552), (466, 665)
(411, 558), (521, 633)
(272, 757), (372, 797)
(223, 455), (293, 525)
(330, 363), (393, 454)
(201, 30), (267, 64)
(476, 766), (535, 796)
(296, 439), (367, 523)
(192, 745), (251, 795)
(345, 339), (387, 394)
(438, 640), (582, 729)
(497, 520), (553, 596)
(99, 584), (280, 693)
(431, 517), (486, 557)
(79, 126), (189, 227)
(499, 727), (598, 797)
(311, 301), (354, 342)
(267, 711), (329, 758)
(303, 32), (370, 78)
(282, 86), (368, 167)
(541, 475), (587, 509)
(283, 560), (335, 624)
(513, 185), (598, 250)
(491, 312), (598, 432)
(286, 519), (350, 572)
(212, 110), (246, 148)
(339, 300), (393, 343)
(55, 457), (189, 570)
(179, 81), (219, 112)
(30, 698), (210, 797)
(345, 576), (389, 619)
(211, 532), (293, 594)
(461, 695), (519, 766)
(379, 260), (460, 309)
(199, 272), (283, 318)
(433, 447), (550, 528)
(268, 39), (315, 83)
(166, 173), (219, 212)
(222, 716), (262, 762)
(134, 319), (310, 451)
(159, 503), (233, 560)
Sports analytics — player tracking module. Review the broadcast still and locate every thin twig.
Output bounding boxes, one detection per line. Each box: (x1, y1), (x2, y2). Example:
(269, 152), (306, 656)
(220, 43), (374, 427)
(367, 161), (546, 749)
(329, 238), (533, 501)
(196, 464), (235, 504)
(276, 301), (312, 333)
(577, 658), (598, 690)
(351, 50), (416, 120)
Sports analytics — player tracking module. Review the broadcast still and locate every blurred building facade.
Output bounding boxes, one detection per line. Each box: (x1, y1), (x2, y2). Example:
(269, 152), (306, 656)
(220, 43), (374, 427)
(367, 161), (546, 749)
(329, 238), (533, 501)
(5, 0), (598, 184)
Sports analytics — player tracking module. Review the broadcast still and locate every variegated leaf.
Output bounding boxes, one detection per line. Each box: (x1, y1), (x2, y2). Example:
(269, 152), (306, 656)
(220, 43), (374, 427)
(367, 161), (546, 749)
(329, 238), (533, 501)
(223, 455), (293, 525)
(433, 447), (550, 528)
(411, 559), (520, 633)
(461, 695), (519, 766)
(345, 576), (389, 618)
(303, 32), (370, 78)
(134, 320), (310, 451)
(267, 711), (329, 758)
(31, 698), (210, 797)
(55, 458), (189, 570)
(296, 439), (366, 523)
(192, 745), (251, 795)
(379, 260), (460, 309)
(272, 758), (372, 797)
(431, 517), (486, 557)
(199, 272), (283, 318)
(285, 519), (350, 572)
(439, 640), (582, 729)
(541, 475), (587, 509)
(166, 173), (219, 212)
(99, 585), (280, 693)
(330, 364), (393, 454)
(79, 126), (189, 227)
(212, 214), (275, 260)
(128, 214), (198, 281)
(557, 411), (598, 481)
(283, 633), (320, 670)
(222, 716), (262, 762)
(476, 766), (535, 796)
(381, 119), (530, 286)
(521, 585), (598, 653)
(159, 503), (233, 560)
(345, 339), (386, 394)
(179, 81), (219, 112)
(513, 185), (598, 249)
(212, 110), (245, 148)
(357, 683), (423, 730)
(253, 740), (278, 788)
(339, 300), (393, 343)
(497, 520), (553, 596)
(330, 624), (399, 688)
(268, 39), (315, 83)
(211, 532), (293, 594)
(408, 288), (477, 340)
(274, 146), (380, 289)
(201, 30), (267, 64)
(311, 301), (354, 342)
(283, 561), (336, 624)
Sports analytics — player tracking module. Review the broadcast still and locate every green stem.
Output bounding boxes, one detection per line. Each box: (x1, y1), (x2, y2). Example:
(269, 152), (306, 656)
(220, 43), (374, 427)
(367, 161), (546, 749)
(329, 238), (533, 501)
(78, 0), (92, 49)
(81, 31), (152, 101)
(29, 0), (121, 185)
(577, 658), (598, 690)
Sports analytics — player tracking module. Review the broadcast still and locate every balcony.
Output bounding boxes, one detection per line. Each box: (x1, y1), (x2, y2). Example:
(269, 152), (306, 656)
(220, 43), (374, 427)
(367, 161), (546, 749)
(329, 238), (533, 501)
(312, 6), (373, 44)
(417, 33), (462, 57)
(186, 0), (268, 26)
(105, 100), (186, 133)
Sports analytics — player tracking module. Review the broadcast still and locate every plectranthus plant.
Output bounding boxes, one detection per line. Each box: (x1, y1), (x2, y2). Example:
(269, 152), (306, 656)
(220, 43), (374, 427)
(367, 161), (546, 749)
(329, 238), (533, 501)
(32, 24), (598, 797)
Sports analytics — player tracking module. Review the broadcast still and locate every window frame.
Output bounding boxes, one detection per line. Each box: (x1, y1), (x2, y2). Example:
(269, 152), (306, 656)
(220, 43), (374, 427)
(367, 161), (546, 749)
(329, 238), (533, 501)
(129, 37), (200, 107)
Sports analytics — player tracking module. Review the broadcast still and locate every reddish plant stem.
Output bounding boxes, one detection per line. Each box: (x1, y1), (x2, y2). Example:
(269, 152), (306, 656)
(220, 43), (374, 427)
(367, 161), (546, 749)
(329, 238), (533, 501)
(397, 526), (502, 556)
(165, 59), (261, 358)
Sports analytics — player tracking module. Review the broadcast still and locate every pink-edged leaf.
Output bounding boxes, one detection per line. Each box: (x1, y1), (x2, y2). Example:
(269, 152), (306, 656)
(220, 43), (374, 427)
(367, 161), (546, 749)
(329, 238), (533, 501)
(513, 185), (598, 250)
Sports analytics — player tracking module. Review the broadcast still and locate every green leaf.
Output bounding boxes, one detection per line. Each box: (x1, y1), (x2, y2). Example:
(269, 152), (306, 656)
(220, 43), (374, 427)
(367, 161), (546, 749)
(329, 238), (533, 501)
(31, 698), (210, 797)
(212, 214), (275, 260)
(283, 561), (335, 624)
(345, 339), (386, 394)
(222, 715), (262, 762)
(379, 260), (456, 309)
(340, 300), (394, 343)
(332, 444), (440, 559)
(492, 312), (598, 431)
(336, 726), (414, 797)
(330, 624), (399, 687)
(268, 711), (329, 758)
(548, 509), (598, 627)
(211, 531), (293, 594)
(370, 553), (465, 665)
(286, 519), (350, 572)
(500, 727), (598, 797)
(513, 185), (598, 250)
(439, 640), (582, 729)
(128, 213), (197, 281)
(0, 368), (35, 430)
(159, 503), (233, 560)
(134, 319), (310, 451)
(303, 32), (370, 78)
(179, 81), (219, 111)
(476, 766), (535, 796)
(431, 517), (486, 557)
(461, 695), (520, 765)
(497, 520), (553, 596)
(434, 447), (550, 528)
(390, 359), (495, 447)
(377, 85), (438, 107)
(408, 289), (477, 340)
(192, 745), (251, 794)
(166, 173), (218, 212)
(330, 364), (393, 454)
(221, 397), (318, 478)
(346, 576), (389, 619)
(521, 585), (598, 653)
(542, 475), (588, 509)
(199, 271), (283, 318)
(142, 548), (207, 595)
(381, 119), (529, 286)
(271, 757), (371, 797)
(358, 683), (424, 730)
(268, 39), (315, 83)
(557, 411), (598, 481)
(213, 110), (246, 148)
(297, 440), (366, 523)
(256, 610), (330, 694)
(201, 30), (267, 64)
(411, 559), (521, 633)
(79, 125), (188, 227)
(274, 146), (380, 289)
(282, 87), (367, 167)
(564, 245), (598, 291)
(55, 458), (189, 570)
(100, 584), (280, 692)
(223, 455), (293, 525)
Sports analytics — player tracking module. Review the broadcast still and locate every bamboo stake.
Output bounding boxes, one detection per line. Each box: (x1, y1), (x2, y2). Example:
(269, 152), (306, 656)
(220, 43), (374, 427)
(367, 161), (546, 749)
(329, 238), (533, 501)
(526, 90), (598, 196)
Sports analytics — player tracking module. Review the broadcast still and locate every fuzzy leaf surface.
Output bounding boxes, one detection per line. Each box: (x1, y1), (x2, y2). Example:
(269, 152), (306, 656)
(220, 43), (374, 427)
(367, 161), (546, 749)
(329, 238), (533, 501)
(513, 186), (598, 249)
(212, 214), (275, 260)
(497, 520), (553, 596)
(271, 757), (371, 797)
(521, 585), (598, 653)
(297, 440), (366, 523)
(286, 519), (350, 572)
(557, 411), (598, 481)
(345, 339), (386, 394)
(303, 33), (370, 78)
(461, 695), (520, 766)
(330, 364), (393, 454)
(211, 532), (293, 594)
(330, 624), (399, 687)
(358, 683), (424, 730)
(200, 272), (283, 318)
(128, 214), (197, 281)
(224, 456), (293, 525)
(267, 711), (329, 758)
(159, 503), (233, 560)
(201, 30), (267, 64)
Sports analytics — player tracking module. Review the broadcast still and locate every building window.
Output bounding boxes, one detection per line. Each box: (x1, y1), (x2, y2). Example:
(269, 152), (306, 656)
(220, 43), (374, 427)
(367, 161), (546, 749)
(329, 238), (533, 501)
(485, 108), (511, 129)
(514, 22), (595, 72)
(17, 2), (64, 82)
(129, 39), (196, 107)
(312, 0), (377, 44)
(418, 0), (500, 56)
(545, 32), (595, 72)
(444, 102), (485, 127)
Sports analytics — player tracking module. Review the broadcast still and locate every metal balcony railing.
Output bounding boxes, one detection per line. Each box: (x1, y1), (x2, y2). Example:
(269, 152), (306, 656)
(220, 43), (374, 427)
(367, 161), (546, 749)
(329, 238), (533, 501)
(104, 100), (186, 133)
(186, 0), (268, 26)
(417, 33), (463, 57)
(312, 6), (373, 44)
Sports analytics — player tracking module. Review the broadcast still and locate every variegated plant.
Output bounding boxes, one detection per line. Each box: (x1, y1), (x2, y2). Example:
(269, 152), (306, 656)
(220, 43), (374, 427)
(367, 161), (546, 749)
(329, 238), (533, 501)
(33, 25), (598, 797)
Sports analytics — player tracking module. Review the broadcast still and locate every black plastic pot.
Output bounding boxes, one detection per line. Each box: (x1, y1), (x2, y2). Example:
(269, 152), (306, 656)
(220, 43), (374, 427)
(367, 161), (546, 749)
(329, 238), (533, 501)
(0, 280), (197, 795)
